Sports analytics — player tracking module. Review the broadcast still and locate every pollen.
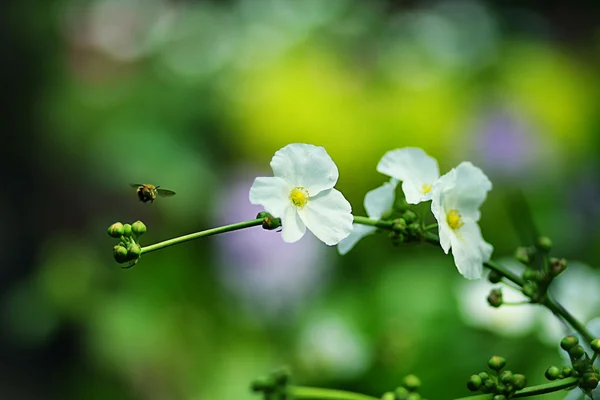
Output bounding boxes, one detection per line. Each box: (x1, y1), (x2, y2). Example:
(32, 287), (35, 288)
(290, 186), (310, 208)
(447, 209), (464, 230)
(422, 183), (432, 194)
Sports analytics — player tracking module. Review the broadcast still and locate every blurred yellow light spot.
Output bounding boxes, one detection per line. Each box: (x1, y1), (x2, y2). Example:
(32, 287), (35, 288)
(447, 209), (464, 231)
(290, 187), (309, 208)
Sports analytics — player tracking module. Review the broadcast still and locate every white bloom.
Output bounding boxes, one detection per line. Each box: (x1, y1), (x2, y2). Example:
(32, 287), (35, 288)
(337, 180), (398, 255)
(249, 143), (353, 245)
(376, 147), (440, 204)
(430, 162), (493, 279)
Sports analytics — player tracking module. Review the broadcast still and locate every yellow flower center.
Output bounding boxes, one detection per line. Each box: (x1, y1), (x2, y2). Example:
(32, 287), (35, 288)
(422, 183), (432, 194)
(447, 209), (464, 231)
(290, 186), (310, 208)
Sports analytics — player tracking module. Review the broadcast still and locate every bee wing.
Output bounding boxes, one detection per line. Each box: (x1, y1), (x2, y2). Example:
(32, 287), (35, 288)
(156, 189), (176, 197)
(130, 183), (144, 188)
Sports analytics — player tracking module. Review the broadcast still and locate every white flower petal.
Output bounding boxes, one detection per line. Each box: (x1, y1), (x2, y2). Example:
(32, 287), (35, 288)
(281, 206), (306, 243)
(376, 148), (439, 204)
(249, 177), (292, 218)
(270, 143), (339, 196)
(450, 220), (493, 280)
(431, 189), (452, 254)
(364, 180), (397, 219)
(337, 225), (377, 255)
(299, 188), (353, 246)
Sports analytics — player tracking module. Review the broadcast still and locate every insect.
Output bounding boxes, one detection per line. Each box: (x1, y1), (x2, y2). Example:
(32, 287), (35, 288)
(130, 184), (176, 203)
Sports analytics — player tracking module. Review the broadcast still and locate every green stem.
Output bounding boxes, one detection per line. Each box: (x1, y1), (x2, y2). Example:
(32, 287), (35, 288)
(483, 260), (525, 287)
(453, 377), (578, 399)
(543, 297), (595, 344)
(353, 215), (394, 230)
(286, 386), (379, 400)
(140, 218), (264, 255)
(423, 223), (438, 231)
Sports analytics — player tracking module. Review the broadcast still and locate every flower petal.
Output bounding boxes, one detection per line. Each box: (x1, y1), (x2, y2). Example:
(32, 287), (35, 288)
(450, 220), (493, 280)
(280, 206), (307, 243)
(376, 148), (439, 204)
(249, 176), (292, 218)
(270, 143), (339, 196)
(299, 188), (353, 245)
(430, 186), (452, 254)
(337, 225), (377, 255)
(364, 180), (397, 219)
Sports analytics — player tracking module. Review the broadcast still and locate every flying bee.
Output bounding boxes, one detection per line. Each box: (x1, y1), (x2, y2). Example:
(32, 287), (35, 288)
(130, 184), (176, 203)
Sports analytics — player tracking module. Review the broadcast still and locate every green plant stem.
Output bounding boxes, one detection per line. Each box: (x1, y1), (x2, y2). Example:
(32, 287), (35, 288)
(543, 297), (595, 344)
(286, 386), (379, 400)
(140, 218), (264, 255)
(353, 215), (394, 229)
(483, 260), (525, 287)
(453, 377), (579, 399)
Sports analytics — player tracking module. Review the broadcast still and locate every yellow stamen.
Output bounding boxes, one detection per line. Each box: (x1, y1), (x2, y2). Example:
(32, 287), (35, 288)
(422, 183), (432, 194)
(290, 186), (310, 208)
(447, 209), (464, 231)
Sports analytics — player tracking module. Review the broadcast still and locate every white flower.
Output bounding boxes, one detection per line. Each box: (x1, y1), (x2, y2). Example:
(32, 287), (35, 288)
(337, 180), (398, 255)
(249, 143), (353, 245)
(430, 162), (493, 279)
(376, 147), (440, 204)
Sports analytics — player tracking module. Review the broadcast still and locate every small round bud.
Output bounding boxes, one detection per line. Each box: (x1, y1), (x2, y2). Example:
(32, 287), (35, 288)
(560, 336), (579, 351)
(108, 222), (124, 238)
(562, 367), (573, 377)
(407, 222), (420, 235)
(488, 270), (503, 284)
(515, 247), (531, 265)
(122, 223), (133, 237)
(402, 375), (421, 392)
(537, 236), (552, 252)
(488, 356), (506, 371)
(581, 372), (599, 390)
(549, 258), (567, 277)
(492, 395), (507, 400)
(381, 392), (395, 400)
(113, 245), (129, 263)
(499, 370), (513, 385)
(271, 366), (291, 385)
(478, 372), (489, 381)
(250, 375), (275, 392)
(481, 379), (496, 394)
(402, 210), (417, 224)
(568, 345), (585, 359)
(522, 268), (541, 282)
(127, 244), (142, 259)
(487, 288), (503, 308)
(496, 384), (507, 394)
(591, 338), (600, 353)
(405, 393), (421, 400)
(394, 387), (409, 399)
(512, 374), (527, 390)
(131, 220), (147, 235)
(392, 218), (407, 233)
(262, 216), (281, 230)
(572, 359), (587, 373)
(467, 375), (483, 392)
(256, 211), (269, 219)
(522, 281), (537, 298)
(545, 366), (560, 380)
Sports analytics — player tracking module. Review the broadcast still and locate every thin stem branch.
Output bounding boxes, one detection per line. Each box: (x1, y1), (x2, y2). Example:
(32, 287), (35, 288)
(140, 218), (264, 255)
(543, 297), (595, 344)
(452, 377), (578, 399)
(353, 215), (394, 230)
(286, 386), (379, 400)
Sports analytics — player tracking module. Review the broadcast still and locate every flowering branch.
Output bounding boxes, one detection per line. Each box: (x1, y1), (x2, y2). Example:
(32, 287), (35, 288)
(285, 386), (380, 400)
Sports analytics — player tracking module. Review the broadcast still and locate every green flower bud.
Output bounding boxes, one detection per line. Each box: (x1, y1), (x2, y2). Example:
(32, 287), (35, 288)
(545, 366), (560, 380)
(262, 216), (281, 230)
(394, 386), (409, 399)
(512, 374), (527, 390)
(562, 367), (573, 377)
(549, 258), (567, 277)
(402, 375), (421, 392)
(488, 270), (503, 284)
(569, 345), (585, 359)
(537, 236), (552, 252)
(389, 231), (404, 246)
(481, 379), (496, 394)
(402, 210), (417, 224)
(467, 375), (483, 392)
(572, 359), (587, 373)
(256, 211), (269, 219)
(122, 223), (133, 237)
(381, 392), (395, 400)
(271, 365), (291, 385)
(499, 370), (513, 385)
(406, 393), (421, 400)
(522, 268), (541, 282)
(488, 356), (506, 371)
(591, 338), (600, 353)
(515, 247), (531, 265)
(108, 222), (125, 238)
(478, 372), (489, 381)
(127, 244), (142, 259)
(131, 220), (147, 235)
(392, 218), (407, 233)
(581, 372), (599, 390)
(522, 281), (537, 298)
(250, 375), (275, 392)
(407, 222), (420, 235)
(496, 384), (507, 394)
(561, 336), (579, 351)
(492, 395), (507, 400)
(487, 288), (503, 308)
(113, 245), (129, 263)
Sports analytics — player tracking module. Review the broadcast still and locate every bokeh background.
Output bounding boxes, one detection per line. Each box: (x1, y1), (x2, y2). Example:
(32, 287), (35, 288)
(3, 0), (600, 399)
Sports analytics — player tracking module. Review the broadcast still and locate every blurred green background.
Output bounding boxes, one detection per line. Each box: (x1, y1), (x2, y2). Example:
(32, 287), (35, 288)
(3, 0), (600, 399)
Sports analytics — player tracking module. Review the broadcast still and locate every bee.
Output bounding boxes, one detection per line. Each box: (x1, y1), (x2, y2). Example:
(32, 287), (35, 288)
(130, 184), (176, 203)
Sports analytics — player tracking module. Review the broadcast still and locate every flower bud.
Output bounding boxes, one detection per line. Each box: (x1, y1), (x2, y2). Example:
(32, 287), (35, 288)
(562, 367), (573, 377)
(522, 281), (537, 298)
(481, 379), (496, 394)
(394, 387), (409, 399)
(545, 366), (560, 380)
(405, 393), (421, 400)
(392, 218), (407, 233)
(250, 375), (275, 392)
(512, 374), (527, 390)
(492, 395), (507, 400)
(515, 247), (531, 265)
(402, 375), (421, 392)
(549, 258), (567, 277)
(581, 372), (599, 390)
(568, 345), (585, 359)
(487, 288), (503, 308)
(591, 338), (600, 353)
(256, 211), (269, 219)
(560, 336), (579, 351)
(537, 236), (552, 252)
(499, 370), (513, 385)
(488, 356), (506, 371)
(262, 216), (281, 230)
(131, 220), (147, 235)
(402, 210), (417, 224)
(113, 245), (129, 263)
(122, 223), (133, 237)
(572, 359), (587, 373)
(467, 375), (483, 391)
(127, 244), (142, 259)
(495, 384), (507, 394)
(271, 366), (291, 385)
(108, 222), (125, 238)
(488, 270), (503, 284)
(522, 268), (541, 282)
(478, 372), (489, 381)
(407, 222), (420, 235)
(381, 392), (395, 400)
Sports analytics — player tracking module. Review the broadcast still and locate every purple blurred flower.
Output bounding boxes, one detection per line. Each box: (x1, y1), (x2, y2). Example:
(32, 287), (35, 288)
(212, 167), (330, 322)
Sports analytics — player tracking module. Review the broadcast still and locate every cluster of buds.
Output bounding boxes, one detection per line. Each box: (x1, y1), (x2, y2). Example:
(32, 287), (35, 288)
(466, 356), (527, 399)
(546, 336), (600, 396)
(108, 221), (147, 268)
(250, 366), (291, 400)
(256, 212), (282, 231)
(381, 374), (427, 400)
(515, 236), (567, 303)
(388, 211), (426, 246)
